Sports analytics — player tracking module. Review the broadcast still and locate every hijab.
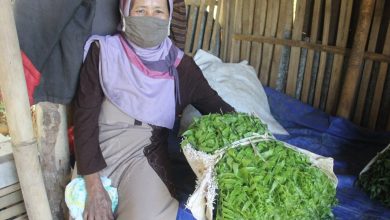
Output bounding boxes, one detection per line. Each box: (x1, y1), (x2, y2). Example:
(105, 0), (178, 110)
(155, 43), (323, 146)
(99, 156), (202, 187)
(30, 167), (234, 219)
(84, 0), (184, 129)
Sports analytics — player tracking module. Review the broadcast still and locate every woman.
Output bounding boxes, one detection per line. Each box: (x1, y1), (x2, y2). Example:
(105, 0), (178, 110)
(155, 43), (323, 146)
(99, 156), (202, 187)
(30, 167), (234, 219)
(74, 0), (234, 219)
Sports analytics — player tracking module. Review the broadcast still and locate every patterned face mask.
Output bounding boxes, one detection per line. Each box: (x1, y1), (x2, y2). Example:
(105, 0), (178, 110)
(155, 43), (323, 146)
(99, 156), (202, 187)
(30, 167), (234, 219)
(123, 16), (169, 48)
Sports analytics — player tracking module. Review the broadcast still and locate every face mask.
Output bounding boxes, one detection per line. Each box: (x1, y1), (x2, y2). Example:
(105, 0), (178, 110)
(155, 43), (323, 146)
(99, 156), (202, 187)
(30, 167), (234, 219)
(123, 16), (169, 48)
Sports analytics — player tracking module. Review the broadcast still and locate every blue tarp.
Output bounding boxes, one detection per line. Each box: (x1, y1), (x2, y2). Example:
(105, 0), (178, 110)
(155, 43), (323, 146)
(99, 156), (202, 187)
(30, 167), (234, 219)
(264, 87), (390, 219)
(169, 87), (390, 219)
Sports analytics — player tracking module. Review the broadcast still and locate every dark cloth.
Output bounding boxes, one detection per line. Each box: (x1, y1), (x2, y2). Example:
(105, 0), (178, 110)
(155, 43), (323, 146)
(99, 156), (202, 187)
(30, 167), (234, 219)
(74, 43), (234, 175)
(14, 0), (96, 104)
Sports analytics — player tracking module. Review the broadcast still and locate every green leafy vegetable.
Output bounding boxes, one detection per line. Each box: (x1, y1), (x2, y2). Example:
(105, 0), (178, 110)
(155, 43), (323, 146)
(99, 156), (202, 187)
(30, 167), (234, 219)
(358, 147), (390, 208)
(181, 113), (337, 219)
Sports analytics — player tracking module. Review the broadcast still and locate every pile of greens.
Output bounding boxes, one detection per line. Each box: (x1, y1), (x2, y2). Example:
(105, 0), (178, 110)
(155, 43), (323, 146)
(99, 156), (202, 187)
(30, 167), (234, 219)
(181, 113), (269, 153)
(181, 113), (337, 220)
(358, 147), (390, 208)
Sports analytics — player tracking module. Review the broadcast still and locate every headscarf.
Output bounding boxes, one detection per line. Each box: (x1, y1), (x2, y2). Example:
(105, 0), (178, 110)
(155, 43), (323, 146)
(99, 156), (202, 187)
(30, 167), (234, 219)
(83, 0), (184, 129)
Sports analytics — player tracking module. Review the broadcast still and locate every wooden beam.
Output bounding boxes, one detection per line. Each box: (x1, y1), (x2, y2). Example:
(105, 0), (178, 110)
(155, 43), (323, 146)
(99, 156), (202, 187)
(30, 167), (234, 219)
(0, 1), (52, 219)
(233, 34), (390, 63)
(337, 0), (375, 119)
(35, 102), (70, 219)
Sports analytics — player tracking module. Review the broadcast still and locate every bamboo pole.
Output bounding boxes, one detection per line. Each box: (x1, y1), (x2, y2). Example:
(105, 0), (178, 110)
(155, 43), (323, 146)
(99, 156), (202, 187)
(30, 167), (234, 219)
(337, 0), (375, 119)
(0, 1), (52, 219)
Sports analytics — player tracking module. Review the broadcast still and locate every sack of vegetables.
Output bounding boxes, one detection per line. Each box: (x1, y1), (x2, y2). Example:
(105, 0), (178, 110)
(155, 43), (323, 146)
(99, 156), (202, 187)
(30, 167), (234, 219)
(180, 113), (338, 220)
(358, 143), (390, 208)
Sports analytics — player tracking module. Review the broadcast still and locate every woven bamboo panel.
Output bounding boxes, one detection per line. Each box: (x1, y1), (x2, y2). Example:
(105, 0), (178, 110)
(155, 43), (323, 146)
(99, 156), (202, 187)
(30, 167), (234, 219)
(184, 0), (390, 131)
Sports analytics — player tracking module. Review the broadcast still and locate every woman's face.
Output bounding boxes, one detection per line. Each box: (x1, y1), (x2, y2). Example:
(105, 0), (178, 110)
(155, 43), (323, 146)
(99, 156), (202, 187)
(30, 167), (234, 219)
(130, 0), (169, 20)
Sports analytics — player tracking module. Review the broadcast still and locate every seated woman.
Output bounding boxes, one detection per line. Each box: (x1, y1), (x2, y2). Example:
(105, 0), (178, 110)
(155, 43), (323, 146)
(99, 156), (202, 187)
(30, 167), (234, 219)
(73, 0), (234, 219)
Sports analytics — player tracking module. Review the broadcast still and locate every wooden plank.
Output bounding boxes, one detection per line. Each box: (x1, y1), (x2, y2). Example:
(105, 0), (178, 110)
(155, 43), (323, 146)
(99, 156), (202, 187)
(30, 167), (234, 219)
(210, 0), (222, 54)
(0, 183), (20, 197)
(192, 1), (207, 56)
(249, 0), (267, 75)
(269, 0), (293, 88)
(0, 190), (23, 209)
(35, 103), (70, 220)
(0, 202), (26, 220)
(230, 0), (243, 62)
(337, 0), (375, 119)
(259, 0), (280, 85)
(368, 22), (390, 129)
(202, 0), (216, 50)
(286, 0), (307, 97)
(240, 0), (256, 61)
(353, 0), (385, 124)
(184, 5), (197, 54)
(301, 0), (322, 103)
(325, 0), (353, 114)
(313, 0), (332, 108)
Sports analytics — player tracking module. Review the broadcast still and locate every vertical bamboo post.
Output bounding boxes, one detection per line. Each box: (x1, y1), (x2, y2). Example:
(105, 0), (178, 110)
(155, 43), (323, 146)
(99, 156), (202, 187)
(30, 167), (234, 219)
(337, 0), (375, 119)
(0, 1), (52, 220)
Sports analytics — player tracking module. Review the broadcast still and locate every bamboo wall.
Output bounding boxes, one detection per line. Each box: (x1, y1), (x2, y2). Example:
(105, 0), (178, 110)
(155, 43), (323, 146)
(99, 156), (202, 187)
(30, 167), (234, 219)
(184, 0), (390, 132)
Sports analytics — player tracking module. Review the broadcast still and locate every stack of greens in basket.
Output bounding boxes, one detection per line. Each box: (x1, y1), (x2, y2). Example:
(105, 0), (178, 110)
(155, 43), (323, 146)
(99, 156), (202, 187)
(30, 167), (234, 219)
(181, 113), (337, 220)
(358, 148), (390, 208)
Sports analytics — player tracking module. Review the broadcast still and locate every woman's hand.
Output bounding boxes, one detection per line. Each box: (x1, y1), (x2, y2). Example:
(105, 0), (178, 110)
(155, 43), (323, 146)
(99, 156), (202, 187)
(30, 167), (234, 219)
(83, 173), (114, 220)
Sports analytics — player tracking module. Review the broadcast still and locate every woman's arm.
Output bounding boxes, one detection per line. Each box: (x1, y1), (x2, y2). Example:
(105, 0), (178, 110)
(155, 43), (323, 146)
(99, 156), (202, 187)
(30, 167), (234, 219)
(73, 42), (106, 175)
(74, 43), (114, 219)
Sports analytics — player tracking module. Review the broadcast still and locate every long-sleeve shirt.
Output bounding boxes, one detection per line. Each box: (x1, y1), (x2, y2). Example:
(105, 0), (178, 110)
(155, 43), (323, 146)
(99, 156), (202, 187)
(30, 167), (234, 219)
(74, 42), (234, 175)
